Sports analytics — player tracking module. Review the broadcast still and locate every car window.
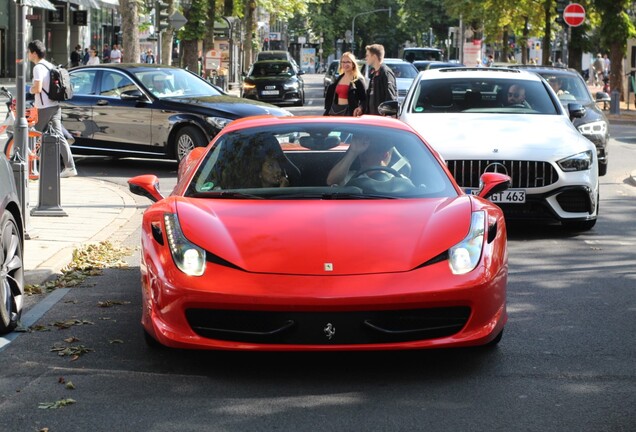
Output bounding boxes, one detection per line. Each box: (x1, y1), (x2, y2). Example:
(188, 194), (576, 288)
(404, 49), (443, 62)
(187, 124), (457, 199)
(387, 63), (419, 79)
(543, 73), (593, 104)
(100, 71), (136, 97)
(71, 70), (97, 95)
(409, 78), (560, 115)
(133, 68), (223, 98)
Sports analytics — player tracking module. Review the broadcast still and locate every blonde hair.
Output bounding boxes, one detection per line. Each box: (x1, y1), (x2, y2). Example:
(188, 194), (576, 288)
(339, 52), (362, 81)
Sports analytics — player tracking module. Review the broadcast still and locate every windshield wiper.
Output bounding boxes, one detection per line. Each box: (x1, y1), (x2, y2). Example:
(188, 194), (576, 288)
(191, 191), (265, 199)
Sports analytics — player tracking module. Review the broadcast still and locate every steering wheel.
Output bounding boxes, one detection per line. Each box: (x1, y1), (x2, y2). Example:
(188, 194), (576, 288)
(352, 166), (401, 180)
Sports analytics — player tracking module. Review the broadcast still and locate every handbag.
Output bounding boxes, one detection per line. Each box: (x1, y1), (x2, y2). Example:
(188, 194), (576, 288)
(328, 103), (350, 116)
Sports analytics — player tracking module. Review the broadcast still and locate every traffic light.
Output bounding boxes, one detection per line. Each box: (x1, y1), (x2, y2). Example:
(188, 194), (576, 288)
(555, 0), (567, 25)
(156, 0), (170, 32)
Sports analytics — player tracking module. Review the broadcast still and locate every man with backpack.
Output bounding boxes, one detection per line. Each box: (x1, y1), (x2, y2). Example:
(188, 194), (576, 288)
(27, 40), (77, 178)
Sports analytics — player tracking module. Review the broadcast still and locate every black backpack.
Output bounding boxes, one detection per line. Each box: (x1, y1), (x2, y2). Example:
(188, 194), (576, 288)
(40, 62), (73, 102)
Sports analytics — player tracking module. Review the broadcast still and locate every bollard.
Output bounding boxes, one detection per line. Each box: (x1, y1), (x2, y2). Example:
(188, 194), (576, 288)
(609, 90), (620, 115)
(31, 133), (67, 217)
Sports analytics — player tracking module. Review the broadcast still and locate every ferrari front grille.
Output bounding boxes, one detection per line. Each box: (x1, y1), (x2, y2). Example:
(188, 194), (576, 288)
(446, 159), (559, 189)
(185, 307), (471, 345)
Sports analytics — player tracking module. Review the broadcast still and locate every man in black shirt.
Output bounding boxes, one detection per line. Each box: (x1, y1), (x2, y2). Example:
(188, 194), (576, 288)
(353, 44), (397, 116)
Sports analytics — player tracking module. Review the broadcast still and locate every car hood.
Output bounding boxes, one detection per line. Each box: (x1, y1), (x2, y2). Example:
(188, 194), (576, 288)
(175, 197), (472, 275)
(396, 77), (414, 91)
(402, 113), (594, 160)
(161, 95), (292, 118)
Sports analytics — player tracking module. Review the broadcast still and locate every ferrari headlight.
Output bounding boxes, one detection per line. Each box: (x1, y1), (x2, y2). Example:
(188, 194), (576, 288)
(164, 213), (205, 276)
(577, 120), (607, 135)
(206, 116), (232, 129)
(448, 211), (485, 275)
(557, 150), (593, 172)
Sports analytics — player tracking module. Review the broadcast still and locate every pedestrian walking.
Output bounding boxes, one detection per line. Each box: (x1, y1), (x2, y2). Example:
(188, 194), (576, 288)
(70, 44), (82, 67)
(145, 49), (155, 64)
(82, 47), (90, 65)
(102, 43), (111, 63)
(324, 52), (366, 116)
(27, 40), (77, 178)
(353, 44), (397, 116)
(110, 44), (122, 63)
(593, 54), (604, 86)
(86, 48), (100, 65)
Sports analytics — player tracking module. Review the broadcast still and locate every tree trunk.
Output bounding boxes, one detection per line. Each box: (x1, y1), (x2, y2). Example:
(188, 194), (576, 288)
(203, 0), (216, 57)
(183, 39), (199, 73)
(243, 0), (256, 67)
(542, 0), (551, 65)
(501, 26), (509, 63)
(120, 0), (140, 63)
(610, 42), (624, 101)
(161, 0), (177, 65)
(521, 17), (529, 64)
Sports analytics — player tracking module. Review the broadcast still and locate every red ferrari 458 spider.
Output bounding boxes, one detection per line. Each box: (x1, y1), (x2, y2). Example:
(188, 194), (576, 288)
(128, 115), (510, 351)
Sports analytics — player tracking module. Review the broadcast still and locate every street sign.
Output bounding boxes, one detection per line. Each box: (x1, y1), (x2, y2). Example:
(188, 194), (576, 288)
(563, 3), (585, 27)
(169, 11), (187, 30)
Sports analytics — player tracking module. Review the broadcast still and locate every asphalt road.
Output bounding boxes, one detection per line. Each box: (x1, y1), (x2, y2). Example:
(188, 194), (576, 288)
(1, 74), (635, 431)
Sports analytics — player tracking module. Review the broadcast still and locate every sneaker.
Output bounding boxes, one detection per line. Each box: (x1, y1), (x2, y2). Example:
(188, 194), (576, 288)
(60, 167), (78, 178)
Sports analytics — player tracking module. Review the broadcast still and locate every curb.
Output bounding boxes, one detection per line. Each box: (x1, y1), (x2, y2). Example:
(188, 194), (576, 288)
(24, 178), (143, 287)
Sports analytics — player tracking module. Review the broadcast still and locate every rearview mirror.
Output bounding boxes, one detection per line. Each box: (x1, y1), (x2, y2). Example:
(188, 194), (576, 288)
(121, 89), (145, 101)
(378, 100), (399, 116)
(595, 91), (611, 103)
(567, 103), (586, 120)
(477, 173), (511, 200)
(128, 175), (164, 203)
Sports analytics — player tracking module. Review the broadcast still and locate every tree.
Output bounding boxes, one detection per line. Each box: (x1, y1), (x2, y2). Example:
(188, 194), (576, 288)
(594, 0), (636, 100)
(179, 0), (209, 73)
(120, 0), (140, 63)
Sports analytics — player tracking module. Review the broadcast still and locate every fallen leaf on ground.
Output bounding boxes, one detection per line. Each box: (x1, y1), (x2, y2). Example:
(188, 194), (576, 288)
(38, 398), (76, 409)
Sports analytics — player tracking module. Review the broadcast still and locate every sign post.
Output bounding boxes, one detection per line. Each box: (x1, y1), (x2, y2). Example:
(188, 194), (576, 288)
(563, 3), (585, 27)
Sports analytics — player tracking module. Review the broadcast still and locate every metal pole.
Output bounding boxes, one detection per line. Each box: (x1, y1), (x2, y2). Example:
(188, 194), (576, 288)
(12, 0), (30, 237)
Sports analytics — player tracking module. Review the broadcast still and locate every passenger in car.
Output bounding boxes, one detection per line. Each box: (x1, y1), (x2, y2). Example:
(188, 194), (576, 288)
(326, 133), (393, 186)
(548, 77), (568, 96)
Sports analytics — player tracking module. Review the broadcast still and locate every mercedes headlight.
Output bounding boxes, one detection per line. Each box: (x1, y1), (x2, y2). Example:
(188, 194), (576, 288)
(557, 150), (593, 172)
(206, 116), (233, 129)
(448, 211), (485, 275)
(577, 120), (607, 135)
(164, 213), (205, 276)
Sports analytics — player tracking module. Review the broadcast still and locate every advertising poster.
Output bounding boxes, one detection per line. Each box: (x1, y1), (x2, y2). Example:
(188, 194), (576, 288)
(301, 47), (316, 73)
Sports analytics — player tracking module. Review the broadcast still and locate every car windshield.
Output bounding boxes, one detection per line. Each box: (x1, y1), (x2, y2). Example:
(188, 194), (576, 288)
(133, 68), (223, 99)
(251, 62), (295, 77)
(408, 77), (560, 114)
(541, 73), (593, 104)
(187, 123), (457, 200)
(404, 49), (443, 62)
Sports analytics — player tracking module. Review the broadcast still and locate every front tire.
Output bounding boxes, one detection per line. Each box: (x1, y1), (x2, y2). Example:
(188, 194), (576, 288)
(173, 125), (206, 162)
(0, 210), (24, 334)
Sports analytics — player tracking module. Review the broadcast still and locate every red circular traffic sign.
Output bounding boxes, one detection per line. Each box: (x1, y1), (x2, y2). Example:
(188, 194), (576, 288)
(563, 3), (586, 27)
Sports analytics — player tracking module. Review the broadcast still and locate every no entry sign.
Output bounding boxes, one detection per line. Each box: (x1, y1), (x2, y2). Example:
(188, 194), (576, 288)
(563, 3), (585, 27)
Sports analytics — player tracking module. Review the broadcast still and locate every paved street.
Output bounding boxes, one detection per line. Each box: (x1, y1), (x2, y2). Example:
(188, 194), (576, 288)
(0, 73), (635, 431)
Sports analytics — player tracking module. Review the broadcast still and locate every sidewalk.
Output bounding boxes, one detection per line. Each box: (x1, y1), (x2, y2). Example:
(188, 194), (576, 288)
(23, 176), (142, 286)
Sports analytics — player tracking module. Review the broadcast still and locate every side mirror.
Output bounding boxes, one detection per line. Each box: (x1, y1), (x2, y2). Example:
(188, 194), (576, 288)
(128, 175), (164, 203)
(595, 91), (611, 103)
(297, 70), (305, 75)
(476, 173), (511, 200)
(121, 89), (145, 101)
(567, 103), (586, 120)
(378, 100), (399, 117)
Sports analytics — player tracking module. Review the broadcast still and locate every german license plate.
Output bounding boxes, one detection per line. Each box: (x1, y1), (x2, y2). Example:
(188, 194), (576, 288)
(261, 90), (279, 95)
(469, 189), (526, 203)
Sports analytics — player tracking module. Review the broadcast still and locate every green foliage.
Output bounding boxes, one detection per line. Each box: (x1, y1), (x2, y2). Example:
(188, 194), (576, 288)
(179, 0), (210, 41)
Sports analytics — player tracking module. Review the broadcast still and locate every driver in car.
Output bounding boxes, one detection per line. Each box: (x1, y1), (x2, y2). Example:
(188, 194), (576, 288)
(506, 84), (531, 108)
(327, 133), (393, 186)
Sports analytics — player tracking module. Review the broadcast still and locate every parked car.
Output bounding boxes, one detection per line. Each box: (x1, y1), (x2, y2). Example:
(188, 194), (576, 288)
(413, 61), (465, 71)
(403, 47), (444, 63)
(506, 65), (610, 176)
(380, 67), (599, 231)
(0, 153), (24, 334)
(128, 115), (510, 350)
(63, 64), (292, 162)
(367, 59), (418, 103)
(323, 59), (367, 96)
(242, 60), (305, 106)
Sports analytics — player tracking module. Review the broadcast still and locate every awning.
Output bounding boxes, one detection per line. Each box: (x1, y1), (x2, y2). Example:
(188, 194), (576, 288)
(16, 0), (57, 11)
(69, 0), (101, 8)
(99, 0), (119, 9)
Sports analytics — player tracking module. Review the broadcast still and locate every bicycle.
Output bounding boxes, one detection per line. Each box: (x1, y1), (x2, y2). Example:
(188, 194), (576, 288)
(1, 88), (41, 180)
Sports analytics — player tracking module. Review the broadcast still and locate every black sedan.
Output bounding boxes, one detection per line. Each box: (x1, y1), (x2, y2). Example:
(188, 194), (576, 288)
(0, 153), (24, 334)
(507, 65), (610, 176)
(241, 60), (305, 106)
(63, 64), (292, 162)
